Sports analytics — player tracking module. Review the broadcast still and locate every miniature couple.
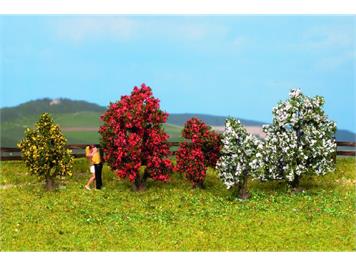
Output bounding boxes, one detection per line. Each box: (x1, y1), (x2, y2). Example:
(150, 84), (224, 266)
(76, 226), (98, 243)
(84, 145), (103, 190)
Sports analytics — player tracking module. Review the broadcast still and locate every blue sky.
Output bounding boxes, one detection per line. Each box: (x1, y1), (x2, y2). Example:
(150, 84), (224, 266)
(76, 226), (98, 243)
(1, 15), (355, 132)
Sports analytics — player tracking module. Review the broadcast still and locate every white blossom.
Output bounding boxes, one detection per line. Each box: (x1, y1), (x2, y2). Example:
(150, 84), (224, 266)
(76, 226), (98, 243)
(257, 89), (337, 185)
(216, 118), (262, 189)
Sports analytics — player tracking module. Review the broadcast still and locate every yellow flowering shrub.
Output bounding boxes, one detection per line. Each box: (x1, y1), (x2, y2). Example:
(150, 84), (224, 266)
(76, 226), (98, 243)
(17, 113), (73, 190)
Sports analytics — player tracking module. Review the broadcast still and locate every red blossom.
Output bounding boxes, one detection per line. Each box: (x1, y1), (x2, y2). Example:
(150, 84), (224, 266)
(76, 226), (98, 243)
(99, 84), (172, 185)
(176, 117), (221, 185)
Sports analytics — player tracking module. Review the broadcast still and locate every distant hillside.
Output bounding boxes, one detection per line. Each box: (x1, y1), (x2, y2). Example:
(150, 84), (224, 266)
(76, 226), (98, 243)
(335, 129), (356, 142)
(1, 99), (355, 146)
(167, 113), (356, 142)
(0, 98), (105, 123)
(167, 113), (265, 127)
(0, 99), (183, 147)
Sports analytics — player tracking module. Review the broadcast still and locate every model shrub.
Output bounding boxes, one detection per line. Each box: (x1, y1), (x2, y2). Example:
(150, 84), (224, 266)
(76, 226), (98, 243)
(176, 117), (221, 188)
(17, 113), (73, 190)
(216, 118), (262, 199)
(258, 89), (337, 190)
(99, 84), (172, 190)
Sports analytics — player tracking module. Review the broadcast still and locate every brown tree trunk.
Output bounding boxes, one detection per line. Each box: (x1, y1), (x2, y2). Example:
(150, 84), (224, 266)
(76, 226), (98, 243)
(132, 182), (146, 191)
(132, 168), (149, 191)
(237, 175), (251, 199)
(291, 174), (300, 188)
(133, 177), (146, 191)
(292, 123), (303, 193)
(192, 180), (205, 189)
(291, 174), (303, 192)
(45, 176), (55, 191)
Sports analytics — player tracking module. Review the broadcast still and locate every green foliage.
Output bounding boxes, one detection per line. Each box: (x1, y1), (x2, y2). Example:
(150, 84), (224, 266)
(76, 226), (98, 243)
(0, 158), (355, 251)
(17, 113), (73, 190)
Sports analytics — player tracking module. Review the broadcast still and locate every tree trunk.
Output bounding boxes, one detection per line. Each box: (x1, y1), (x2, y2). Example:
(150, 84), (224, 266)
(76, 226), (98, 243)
(45, 176), (55, 191)
(132, 168), (149, 191)
(133, 182), (146, 191)
(192, 180), (205, 189)
(292, 121), (303, 192)
(290, 174), (303, 192)
(237, 175), (251, 199)
(291, 174), (300, 189)
(133, 177), (145, 191)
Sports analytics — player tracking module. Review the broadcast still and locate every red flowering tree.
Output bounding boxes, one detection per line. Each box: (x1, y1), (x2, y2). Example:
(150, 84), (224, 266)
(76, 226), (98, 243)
(176, 117), (221, 188)
(99, 84), (172, 191)
(176, 143), (206, 186)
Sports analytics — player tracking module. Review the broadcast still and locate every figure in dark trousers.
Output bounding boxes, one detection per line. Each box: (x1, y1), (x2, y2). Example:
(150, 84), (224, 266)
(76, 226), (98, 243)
(94, 163), (103, 189)
(91, 145), (103, 189)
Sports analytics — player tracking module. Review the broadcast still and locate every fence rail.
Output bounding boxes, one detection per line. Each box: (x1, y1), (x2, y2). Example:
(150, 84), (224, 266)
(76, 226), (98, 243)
(336, 141), (356, 157)
(0, 141), (355, 161)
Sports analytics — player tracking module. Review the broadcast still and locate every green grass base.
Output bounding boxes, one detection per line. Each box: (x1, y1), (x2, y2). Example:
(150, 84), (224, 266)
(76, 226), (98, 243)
(0, 158), (355, 251)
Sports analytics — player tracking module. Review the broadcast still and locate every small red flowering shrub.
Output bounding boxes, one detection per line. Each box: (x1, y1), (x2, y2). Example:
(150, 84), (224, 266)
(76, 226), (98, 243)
(99, 84), (172, 190)
(201, 129), (222, 168)
(176, 117), (221, 188)
(175, 142), (206, 185)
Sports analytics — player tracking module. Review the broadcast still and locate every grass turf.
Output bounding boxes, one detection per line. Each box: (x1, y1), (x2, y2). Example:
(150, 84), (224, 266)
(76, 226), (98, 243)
(0, 158), (355, 251)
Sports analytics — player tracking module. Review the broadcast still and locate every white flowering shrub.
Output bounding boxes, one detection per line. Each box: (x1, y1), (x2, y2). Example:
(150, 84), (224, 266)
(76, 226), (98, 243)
(216, 118), (263, 198)
(258, 89), (337, 189)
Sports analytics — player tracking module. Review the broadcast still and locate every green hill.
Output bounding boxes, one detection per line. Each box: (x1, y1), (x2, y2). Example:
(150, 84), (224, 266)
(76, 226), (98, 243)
(0, 98), (105, 124)
(167, 113), (265, 126)
(0, 99), (183, 147)
(0, 112), (183, 147)
(1, 98), (355, 147)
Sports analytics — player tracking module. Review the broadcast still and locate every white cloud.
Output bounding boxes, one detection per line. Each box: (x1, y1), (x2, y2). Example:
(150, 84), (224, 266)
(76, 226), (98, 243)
(292, 24), (354, 71)
(175, 23), (210, 41)
(52, 16), (249, 57)
(299, 25), (353, 50)
(232, 36), (248, 48)
(314, 50), (355, 71)
(54, 17), (139, 42)
(54, 16), (235, 44)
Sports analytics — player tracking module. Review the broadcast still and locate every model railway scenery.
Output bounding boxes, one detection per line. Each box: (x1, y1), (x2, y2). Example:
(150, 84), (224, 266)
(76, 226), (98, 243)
(0, 14), (355, 253)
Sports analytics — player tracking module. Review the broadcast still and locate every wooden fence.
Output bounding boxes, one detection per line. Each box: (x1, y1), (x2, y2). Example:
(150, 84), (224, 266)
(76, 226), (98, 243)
(0, 141), (355, 161)
(0, 142), (181, 161)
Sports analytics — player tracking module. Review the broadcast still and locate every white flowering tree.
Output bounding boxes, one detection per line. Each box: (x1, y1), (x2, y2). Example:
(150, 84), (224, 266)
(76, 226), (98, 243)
(258, 89), (337, 190)
(216, 118), (263, 199)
